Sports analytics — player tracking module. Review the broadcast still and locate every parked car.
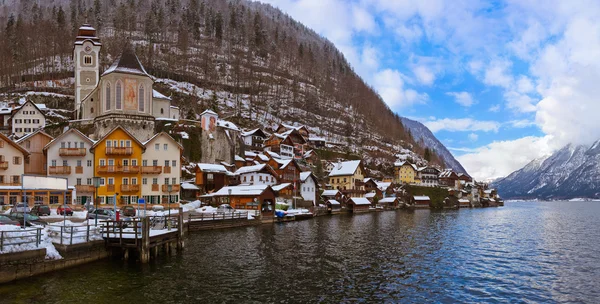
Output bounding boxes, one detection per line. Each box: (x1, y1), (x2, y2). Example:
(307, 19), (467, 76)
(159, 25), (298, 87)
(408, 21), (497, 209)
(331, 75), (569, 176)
(30, 205), (51, 216)
(120, 205), (136, 217)
(8, 212), (48, 227)
(12, 203), (30, 213)
(87, 208), (116, 220)
(0, 215), (21, 226)
(57, 205), (74, 216)
(216, 204), (235, 214)
(151, 205), (164, 212)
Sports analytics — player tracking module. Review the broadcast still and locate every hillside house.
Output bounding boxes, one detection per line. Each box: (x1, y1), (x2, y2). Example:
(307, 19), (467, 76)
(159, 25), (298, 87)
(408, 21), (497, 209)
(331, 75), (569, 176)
(205, 185), (276, 219)
(394, 161), (418, 184)
(10, 101), (46, 138)
(241, 128), (267, 150)
(439, 170), (460, 188)
(17, 130), (53, 176)
(264, 128), (307, 159)
(328, 160), (366, 198)
(417, 166), (440, 187)
(299, 171), (319, 205)
(234, 164), (278, 186)
(347, 197), (371, 213)
(194, 164), (232, 194)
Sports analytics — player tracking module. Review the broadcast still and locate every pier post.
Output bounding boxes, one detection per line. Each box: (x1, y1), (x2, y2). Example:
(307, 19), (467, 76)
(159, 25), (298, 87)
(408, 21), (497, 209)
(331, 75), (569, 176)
(140, 217), (150, 263)
(177, 207), (184, 250)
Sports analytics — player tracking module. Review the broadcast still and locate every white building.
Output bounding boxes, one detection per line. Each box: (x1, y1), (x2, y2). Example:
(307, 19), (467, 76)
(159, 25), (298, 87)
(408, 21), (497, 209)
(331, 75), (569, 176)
(10, 101), (46, 138)
(141, 132), (183, 204)
(235, 164), (278, 186)
(241, 128), (267, 150)
(0, 133), (29, 192)
(44, 128), (96, 204)
(299, 171), (318, 205)
(417, 166), (440, 187)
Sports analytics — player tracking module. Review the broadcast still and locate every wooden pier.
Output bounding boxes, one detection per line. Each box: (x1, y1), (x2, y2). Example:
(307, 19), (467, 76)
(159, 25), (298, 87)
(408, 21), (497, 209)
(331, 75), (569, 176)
(187, 212), (260, 231)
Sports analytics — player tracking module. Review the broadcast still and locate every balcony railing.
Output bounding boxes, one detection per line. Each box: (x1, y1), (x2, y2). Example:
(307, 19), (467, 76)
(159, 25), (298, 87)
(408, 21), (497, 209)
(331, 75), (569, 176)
(120, 184), (140, 192)
(97, 165), (139, 174)
(152, 184), (159, 191)
(162, 184), (180, 192)
(75, 185), (95, 193)
(75, 166), (83, 174)
(0, 183), (21, 187)
(0, 161), (8, 170)
(49, 166), (71, 174)
(105, 147), (133, 155)
(141, 166), (162, 174)
(163, 166), (172, 174)
(59, 148), (86, 156)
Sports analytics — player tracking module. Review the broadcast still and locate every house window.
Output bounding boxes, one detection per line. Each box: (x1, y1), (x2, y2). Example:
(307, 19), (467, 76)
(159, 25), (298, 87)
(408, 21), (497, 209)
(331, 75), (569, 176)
(76, 178), (82, 185)
(87, 178), (92, 185)
(122, 178), (129, 185)
(164, 160), (169, 167)
(100, 159), (106, 166)
(163, 144), (168, 151)
(51, 160), (57, 166)
(155, 144), (159, 151)
(77, 160), (82, 167)
(99, 178), (105, 186)
(142, 178), (148, 185)
(87, 160), (92, 167)
(83, 55), (92, 65)
(80, 142), (84, 148)
(107, 178), (114, 185)
(13, 157), (21, 165)
(172, 160), (176, 167)
(172, 177), (177, 185)
(138, 84), (145, 112)
(152, 178), (158, 185)
(143, 160), (148, 166)
(153, 160), (158, 166)
(132, 159), (137, 166)
(105, 82), (111, 111)
(115, 81), (122, 110)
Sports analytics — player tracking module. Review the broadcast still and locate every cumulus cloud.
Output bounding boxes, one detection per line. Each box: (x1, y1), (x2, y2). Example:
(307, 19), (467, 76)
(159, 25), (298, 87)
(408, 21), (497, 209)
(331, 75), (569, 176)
(373, 69), (428, 108)
(468, 133), (479, 141)
(446, 91), (476, 107)
(488, 104), (501, 112)
(424, 118), (500, 133)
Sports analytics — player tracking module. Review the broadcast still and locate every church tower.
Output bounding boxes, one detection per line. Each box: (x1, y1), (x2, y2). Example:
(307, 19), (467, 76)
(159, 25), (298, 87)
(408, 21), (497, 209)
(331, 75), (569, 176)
(74, 24), (101, 119)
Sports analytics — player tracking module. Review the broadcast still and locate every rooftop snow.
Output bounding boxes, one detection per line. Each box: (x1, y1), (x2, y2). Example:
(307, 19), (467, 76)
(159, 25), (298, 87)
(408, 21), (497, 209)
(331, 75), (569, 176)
(272, 183), (292, 192)
(211, 184), (269, 196)
(328, 160), (361, 177)
(327, 200), (341, 205)
(350, 198), (371, 205)
(196, 164), (231, 174)
(299, 171), (312, 182)
(378, 197), (397, 203)
(414, 196), (430, 201)
(235, 164), (268, 175)
(152, 89), (170, 100)
(321, 190), (340, 197)
(181, 183), (200, 190)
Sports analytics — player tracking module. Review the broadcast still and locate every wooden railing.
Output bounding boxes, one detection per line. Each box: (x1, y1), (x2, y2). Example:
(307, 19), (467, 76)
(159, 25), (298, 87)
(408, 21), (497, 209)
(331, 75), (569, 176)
(75, 166), (83, 174)
(141, 166), (162, 174)
(49, 166), (71, 174)
(97, 165), (140, 173)
(0, 161), (8, 170)
(105, 147), (133, 155)
(0, 183), (21, 187)
(152, 184), (159, 191)
(162, 184), (180, 192)
(120, 184), (140, 192)
(75, 185), (95, 193)
(163, 166), (171, 174)
(59, 148), (86, 156)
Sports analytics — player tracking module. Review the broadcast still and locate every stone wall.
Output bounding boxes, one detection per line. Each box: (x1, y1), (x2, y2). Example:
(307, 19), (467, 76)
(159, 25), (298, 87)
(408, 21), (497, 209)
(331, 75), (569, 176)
(199, 127), (244, 164)
(93, 114), (155, 142)
(0, 241), (108, 284)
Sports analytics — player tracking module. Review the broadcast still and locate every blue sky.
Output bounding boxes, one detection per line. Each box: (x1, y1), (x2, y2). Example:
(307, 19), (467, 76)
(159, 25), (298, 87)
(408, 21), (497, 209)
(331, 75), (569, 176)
(261, 0), (600, 180)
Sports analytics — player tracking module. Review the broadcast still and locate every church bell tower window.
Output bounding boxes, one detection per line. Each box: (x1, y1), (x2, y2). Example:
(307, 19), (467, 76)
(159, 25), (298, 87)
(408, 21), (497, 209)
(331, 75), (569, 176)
(116, 80), (122, 110)
(84, 55), (92, 65)
(138, 84), (145, 112)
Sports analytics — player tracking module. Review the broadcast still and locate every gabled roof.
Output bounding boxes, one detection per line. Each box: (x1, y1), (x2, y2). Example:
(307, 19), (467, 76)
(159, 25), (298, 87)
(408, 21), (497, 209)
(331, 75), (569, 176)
(16, 129), (53, 144)
(152, 89), (171, 100)
(299, 171), (318, 183)
(272, 183), (292, 192)
(90, 126), (145, 150)
(234, 164), (277, 176)
(102, 43), (151, 77)
(195, 164), (231, 174)
(0, 132), (30, 156)
(43, 128), (94, 151)
(210, 184), (273, 197)
(279, 123), (309, 134)
(328, 160), (362, 177)
(439, 169), (459, 178)
(349, 198), (371, 205)
(12, 100), (46, 119)
(321, 189), (341, 197)
(379, 197), (398, 203)
(241, 128), (267, 138)
(376, 182), (392, 191)
(234, 155), (245, 162)
(200, 109), (218, 116)
(142, 132), (184, 151)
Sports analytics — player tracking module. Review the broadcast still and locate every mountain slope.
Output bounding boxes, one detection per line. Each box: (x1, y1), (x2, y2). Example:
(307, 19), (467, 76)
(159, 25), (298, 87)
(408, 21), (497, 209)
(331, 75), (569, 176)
(401, 117), (467, 174)
(493, 142), (600, 199)
(0, 0), (462, 174)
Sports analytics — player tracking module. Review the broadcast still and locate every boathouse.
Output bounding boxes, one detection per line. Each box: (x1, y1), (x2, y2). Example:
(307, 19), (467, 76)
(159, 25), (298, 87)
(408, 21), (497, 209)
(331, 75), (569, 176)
(205, 185), (276, 219)
(413, 196), (431, 208)
(377, 197), (399, 210)
(326, 199), (342, 213)
(347, 197), (371, 213)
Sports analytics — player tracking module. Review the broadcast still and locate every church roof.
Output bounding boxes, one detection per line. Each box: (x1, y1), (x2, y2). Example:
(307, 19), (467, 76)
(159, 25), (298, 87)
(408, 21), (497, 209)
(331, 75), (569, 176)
(102, 44), (150, 77)
(74, 24), (101, 46)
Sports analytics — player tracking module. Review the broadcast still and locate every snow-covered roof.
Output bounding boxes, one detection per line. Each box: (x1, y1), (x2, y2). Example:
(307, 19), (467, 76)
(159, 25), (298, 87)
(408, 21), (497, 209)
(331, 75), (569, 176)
(299, 171), (313, 182)
(200, 109), (218, 116)
(376, 182), (391, 191)
(256, 154), (269, 162)
(181, 183), (200, 190)
(327, 200), (341, 205)
(196, 164), (231, 174)
(414, 196), (430, 201)
(484, 189), (493, 194)
(152, 89), (171, 100)
(272, 183), (292, 192)
(379, 197), (397, 203)
(365, 192), (376, 198)
(241, 128), (266, 137)
(245, 151), (257, 157)
(235, 164), (268, 175)
(217, 119), (240, 131)
(211, 185), (270, 196)
(235, 155), (245, 162)
(328, 160), (361, 177)
(274, 158), (294, 169)
(308, 136), (325, 141)
(303, 150), (315, 158)
(102, 44), (151, 77)
(321, 190), (341, 197)
(458, 199), (470, 203)
(350, 198), (371, 205)
(439, 169), (458, 178)
(265, 151), (281, 159)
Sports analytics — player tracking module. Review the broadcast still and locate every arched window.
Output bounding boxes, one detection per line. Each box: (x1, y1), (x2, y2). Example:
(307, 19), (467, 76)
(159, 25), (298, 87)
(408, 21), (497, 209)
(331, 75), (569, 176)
(90, 107), (94, 114)
(160, 108), (164, 114)
(105, 82), (111, 111)
(115, 80), (122, 110)
(138, 84), (145, 112)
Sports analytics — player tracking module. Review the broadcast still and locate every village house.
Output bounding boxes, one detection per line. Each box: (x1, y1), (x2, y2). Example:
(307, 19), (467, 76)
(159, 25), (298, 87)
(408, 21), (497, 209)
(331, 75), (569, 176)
(347, 197), (371, 213)
(378, 197), (400, 210)
(321, 189), (344, 203)
(0, 106), (13, 135)
(10, 101), (46, 138)
(308, 136), (326, 148)
(234, 164), (278, 186)
(264, 128), (307, 159)
(0, 133), (29, 205)
(44, 128), (95, 205)
(439, 169), (460, 188)
(205, 184), (276, 219)
(241, 128), (267, 150)
(17, 130), (53, 176)
(328, 160), (366, 198)
(267, 156), (301, 192)
(394, 161), (418, 184)
(417, 166), (440, 187)
(413, 195), (431, 208)
(194, 163), (232, 194)
(299, 171), (319, 205)
(303, 150), (319, 165)
(141, 132), (183, 205)
(276, 123), (310, 141)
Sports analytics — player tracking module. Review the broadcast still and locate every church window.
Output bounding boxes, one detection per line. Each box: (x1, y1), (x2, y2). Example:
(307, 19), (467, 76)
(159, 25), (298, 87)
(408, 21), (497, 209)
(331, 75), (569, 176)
(115, 81), (122, 110)
(138, 84), (145, 112)
(105, 82), (111, 111)
(160, 108), (164, 114)
(84, 55), (92, 65)
(90, 107), (94, 114)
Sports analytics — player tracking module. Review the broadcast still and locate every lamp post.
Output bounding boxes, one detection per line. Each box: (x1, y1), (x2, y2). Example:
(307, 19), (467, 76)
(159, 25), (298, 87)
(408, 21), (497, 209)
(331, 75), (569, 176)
(167, 184), (172, 231)
(92, 177), (101, 226)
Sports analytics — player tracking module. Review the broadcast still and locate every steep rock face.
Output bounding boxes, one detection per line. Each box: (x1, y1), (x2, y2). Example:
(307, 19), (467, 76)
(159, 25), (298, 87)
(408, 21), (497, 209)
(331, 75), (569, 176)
(492, 143), (600, 199)
(400, 117), (467, 173)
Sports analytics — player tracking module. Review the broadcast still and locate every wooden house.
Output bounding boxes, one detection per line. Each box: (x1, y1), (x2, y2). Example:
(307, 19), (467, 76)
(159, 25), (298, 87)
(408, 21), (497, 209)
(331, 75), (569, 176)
(378, 197), (399, 210)
(263, 128), (307, 159)
(16, 129), (53, 176)
(413, 195), (431, 208)
(267, 156), (301, 191)
(347, 197), (371, 213)
(303, 150), (319, 165)
(439, 170), (460, 188)
(194, 163), (232, 194)
(321, 189), (343, 203)
(206, 185), (276, 219)
(276, 123), (310, 141)
(326, 199), (342, 214)
(241, 128), (267, 150)
(458, 198), (470, 208)
(234, 164), (278, 186)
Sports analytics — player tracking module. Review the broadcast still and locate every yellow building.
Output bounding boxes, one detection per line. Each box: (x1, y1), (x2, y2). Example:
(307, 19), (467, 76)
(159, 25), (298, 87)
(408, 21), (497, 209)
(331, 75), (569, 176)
(327, 160), (365, 198)
(91, 126), (144, 206)
(394, 161), (417, 184)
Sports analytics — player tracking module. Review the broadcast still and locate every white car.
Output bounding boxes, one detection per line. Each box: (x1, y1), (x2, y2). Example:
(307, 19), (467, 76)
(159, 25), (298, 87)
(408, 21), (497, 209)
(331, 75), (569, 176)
(216, 204), (235, 214)
(12, 203), (30, 213)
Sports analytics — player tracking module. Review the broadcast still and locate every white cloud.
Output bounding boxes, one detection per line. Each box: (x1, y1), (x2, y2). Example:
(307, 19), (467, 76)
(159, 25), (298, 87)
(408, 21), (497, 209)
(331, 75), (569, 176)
(446, 91), (476, 107)
(412, 65), (436, 85)
(516, 75), (535, 93)
(483, 59), (513, 88)
(373, 69), (428, 108)
(423, 118), (500, 133)
(508, 119), (536, 128)
(457, 136), (555, 180)
(468, 133), (478, 141)
(489, 104), (501, 112)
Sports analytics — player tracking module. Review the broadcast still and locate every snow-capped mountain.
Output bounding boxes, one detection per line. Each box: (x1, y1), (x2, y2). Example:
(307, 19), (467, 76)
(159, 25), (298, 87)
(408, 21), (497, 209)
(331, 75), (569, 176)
(493, 141), (600, 199)
(401, 117), (467, 174)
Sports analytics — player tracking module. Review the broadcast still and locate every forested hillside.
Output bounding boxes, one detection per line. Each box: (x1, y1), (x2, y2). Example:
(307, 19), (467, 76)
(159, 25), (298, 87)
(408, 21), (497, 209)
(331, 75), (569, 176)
(0, 0), (464, 174)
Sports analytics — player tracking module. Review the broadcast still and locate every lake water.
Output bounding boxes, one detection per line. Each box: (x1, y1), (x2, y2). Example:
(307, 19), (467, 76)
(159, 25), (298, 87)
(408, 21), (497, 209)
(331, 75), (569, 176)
(1, 201), (599, 303)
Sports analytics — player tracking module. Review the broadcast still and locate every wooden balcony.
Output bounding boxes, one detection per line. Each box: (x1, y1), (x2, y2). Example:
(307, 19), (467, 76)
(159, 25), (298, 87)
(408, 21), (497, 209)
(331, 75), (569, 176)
(152, 184), (159, 191)
(75, 185), (95, 193)
(75, 166), (83, 174)
(141, 166), (162, 174)
(120, 184), (140, 192)
(49, 166), (71, 174)
(97, 165), (139, 174)
(107, 184), (115, 192)
(0, 183), (21, 187)
(163, 166), (172, 174)
(162, 184), (180, 192)
(105, 147), (133, 155)
(0, 161), (8, 170)
(59, 148), (86, 156)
